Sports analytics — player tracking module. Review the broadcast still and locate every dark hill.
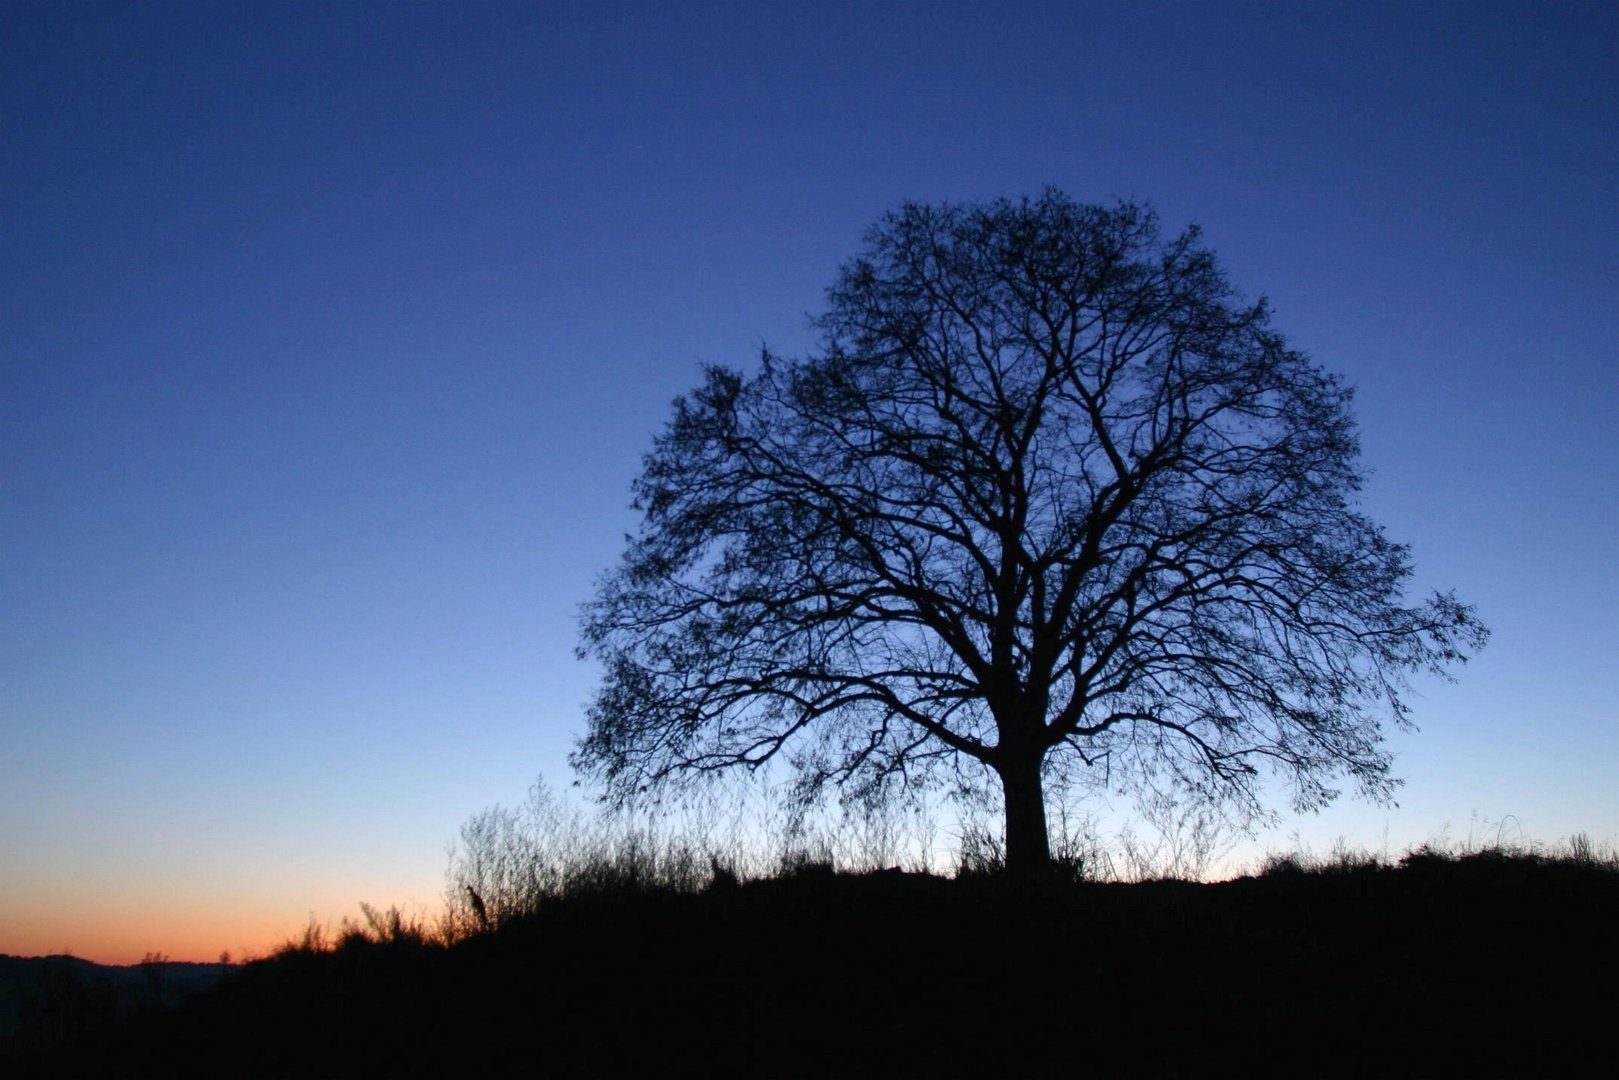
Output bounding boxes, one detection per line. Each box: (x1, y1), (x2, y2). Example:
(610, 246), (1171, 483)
(0, 954), (227, 1047)
(6, 853), (1613, 1077)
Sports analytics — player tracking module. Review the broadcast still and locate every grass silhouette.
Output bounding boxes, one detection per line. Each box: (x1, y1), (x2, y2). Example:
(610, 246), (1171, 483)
(4, 830), (1613, 1077)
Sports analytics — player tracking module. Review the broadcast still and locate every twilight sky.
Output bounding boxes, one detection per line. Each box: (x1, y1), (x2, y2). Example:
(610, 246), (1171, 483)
(3, 1), (1615, 964)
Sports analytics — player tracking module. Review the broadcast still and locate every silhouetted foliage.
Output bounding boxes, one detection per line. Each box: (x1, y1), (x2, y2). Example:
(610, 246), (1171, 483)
(6, 841), (1613, 1077)
(578, 190), (1487, 871)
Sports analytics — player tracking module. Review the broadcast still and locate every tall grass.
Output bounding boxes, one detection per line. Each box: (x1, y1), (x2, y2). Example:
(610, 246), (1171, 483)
(1253, 822), (1618, 878)
(438, 777), (936, 934)
(267, 780), (1615, 958)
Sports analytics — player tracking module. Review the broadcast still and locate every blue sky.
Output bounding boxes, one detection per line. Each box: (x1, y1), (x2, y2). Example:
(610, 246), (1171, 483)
(3, 0), (1615, 962)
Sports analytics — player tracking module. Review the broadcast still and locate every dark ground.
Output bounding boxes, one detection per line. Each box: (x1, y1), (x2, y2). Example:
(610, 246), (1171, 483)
(5, 852), (1613, 1077)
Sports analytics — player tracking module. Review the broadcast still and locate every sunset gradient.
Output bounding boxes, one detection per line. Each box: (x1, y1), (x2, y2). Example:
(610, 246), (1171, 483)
(4, 1), (1615, 964)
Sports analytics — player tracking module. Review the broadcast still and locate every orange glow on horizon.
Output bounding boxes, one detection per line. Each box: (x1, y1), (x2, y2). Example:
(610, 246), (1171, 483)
(6, 911), (291, 966)
(1, 894), (450, 967)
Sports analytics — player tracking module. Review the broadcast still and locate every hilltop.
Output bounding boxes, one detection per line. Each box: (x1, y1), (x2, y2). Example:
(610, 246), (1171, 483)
(5, 846), (1614, 1077)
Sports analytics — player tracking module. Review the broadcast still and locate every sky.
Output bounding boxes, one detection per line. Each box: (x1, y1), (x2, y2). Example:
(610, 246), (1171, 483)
(3, 0), (1615, 964)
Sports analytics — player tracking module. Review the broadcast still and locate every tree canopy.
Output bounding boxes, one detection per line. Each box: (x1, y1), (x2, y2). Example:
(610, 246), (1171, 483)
(576, 191), (1486, 871)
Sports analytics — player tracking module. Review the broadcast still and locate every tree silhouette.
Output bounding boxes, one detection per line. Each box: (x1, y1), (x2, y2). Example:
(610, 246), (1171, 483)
(577, 191), (1486, 872)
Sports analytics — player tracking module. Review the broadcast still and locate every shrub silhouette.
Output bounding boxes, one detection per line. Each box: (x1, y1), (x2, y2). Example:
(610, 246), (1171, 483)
(6, 833), (1613, 1077)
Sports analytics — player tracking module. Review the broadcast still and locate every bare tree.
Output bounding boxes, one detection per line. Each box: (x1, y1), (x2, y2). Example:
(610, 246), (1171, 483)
(576, 191), (1486, 873)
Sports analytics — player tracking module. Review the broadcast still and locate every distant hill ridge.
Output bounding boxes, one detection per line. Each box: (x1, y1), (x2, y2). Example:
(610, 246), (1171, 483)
(0, 954), (228, 1042)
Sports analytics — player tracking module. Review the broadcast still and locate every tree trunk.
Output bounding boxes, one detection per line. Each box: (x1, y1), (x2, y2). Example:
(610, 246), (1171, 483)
(997, 753), (1051, 875)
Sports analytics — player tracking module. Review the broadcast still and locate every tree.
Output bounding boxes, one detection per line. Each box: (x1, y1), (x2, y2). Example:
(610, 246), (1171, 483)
(576, 191), (1486, 873)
